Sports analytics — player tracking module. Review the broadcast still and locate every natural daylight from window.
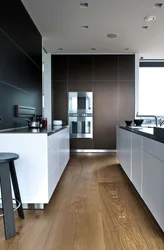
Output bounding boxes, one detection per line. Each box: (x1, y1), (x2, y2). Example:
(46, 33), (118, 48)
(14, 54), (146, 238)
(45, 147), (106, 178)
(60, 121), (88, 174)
(139, 67), (164, 116)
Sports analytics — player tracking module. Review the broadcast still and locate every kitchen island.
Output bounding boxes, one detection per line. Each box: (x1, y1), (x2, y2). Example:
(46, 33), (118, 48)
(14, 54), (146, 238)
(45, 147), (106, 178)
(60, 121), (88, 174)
(0, 126), (70, 209)
(117, 125), (164, 231)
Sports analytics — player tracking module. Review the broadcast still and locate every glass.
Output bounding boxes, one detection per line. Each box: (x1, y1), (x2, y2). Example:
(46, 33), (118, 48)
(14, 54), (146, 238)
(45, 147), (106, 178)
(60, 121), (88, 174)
(42, 117), (47, 129)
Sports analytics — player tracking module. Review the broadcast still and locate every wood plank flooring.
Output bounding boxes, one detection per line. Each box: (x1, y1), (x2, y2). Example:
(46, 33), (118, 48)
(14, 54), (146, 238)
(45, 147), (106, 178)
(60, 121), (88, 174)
(0, 153), (164, 249)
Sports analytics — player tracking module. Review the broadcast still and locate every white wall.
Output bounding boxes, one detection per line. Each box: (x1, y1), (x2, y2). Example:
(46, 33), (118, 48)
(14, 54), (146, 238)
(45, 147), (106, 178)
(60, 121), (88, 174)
(42, 49), (52, 126)
(135, 53), (139, 117)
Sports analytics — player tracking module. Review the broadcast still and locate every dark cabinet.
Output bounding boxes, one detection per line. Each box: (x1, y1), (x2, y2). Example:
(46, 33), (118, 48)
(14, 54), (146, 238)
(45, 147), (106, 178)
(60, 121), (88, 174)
(0, 1), (42, 68)
(68, 55), (92, 81)
(93, 55), (118, 81)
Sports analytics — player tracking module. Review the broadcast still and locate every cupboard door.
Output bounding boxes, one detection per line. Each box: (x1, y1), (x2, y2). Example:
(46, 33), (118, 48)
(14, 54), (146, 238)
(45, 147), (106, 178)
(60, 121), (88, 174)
(119, 129), (132, 180)
(132, 133), (142, 194)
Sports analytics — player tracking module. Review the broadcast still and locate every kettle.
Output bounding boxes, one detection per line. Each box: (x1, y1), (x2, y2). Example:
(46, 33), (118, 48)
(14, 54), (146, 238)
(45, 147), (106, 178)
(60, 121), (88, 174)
(26, 119), (40, 128)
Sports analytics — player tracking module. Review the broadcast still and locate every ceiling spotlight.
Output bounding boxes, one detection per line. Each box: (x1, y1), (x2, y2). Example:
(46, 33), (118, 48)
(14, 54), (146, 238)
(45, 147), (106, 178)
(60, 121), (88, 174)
(58, 48), (63, 51)
(82, 25), (89, 29)
(142, 25), (148, 29)
(144, 15), (156, 22)
(107, 33), (118, 38)
(154, 3), (163, 8)
(80, 3), (88, 8)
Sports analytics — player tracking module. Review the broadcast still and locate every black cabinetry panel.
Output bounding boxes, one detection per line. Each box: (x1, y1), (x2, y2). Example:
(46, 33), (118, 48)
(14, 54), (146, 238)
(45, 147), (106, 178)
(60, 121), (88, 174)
(0, 0), (42, 68)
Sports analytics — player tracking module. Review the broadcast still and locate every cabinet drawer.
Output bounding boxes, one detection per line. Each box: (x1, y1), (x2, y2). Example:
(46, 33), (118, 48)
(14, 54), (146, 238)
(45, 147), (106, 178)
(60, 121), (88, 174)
(143, 137), (164, 163)
(143, 150), (164, 192)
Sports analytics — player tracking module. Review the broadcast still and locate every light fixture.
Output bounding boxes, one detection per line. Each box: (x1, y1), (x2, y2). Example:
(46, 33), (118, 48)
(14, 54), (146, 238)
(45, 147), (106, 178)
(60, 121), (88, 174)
(58, 48), (63, 51)
(142, 25), (148, 29)
(144, 15), (156, 22)
(124, 48), (129, 51)
(80, 3), (88, 8)
(82, 25), (89, 29)
(154, 3), (163, 8)
(107, 33), (118, 38)
(91, 48), (96, 51)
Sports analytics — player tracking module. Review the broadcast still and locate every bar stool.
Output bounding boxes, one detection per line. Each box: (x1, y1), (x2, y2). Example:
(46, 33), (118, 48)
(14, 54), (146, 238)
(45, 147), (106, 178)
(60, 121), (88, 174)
(0, 153), (24, 239)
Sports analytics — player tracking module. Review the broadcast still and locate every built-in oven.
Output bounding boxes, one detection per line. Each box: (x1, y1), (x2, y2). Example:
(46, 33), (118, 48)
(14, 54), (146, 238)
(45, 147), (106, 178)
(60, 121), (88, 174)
(68, 92), (93, 139)
(68, 92), (93, 114)
(68, 113), (93, 138)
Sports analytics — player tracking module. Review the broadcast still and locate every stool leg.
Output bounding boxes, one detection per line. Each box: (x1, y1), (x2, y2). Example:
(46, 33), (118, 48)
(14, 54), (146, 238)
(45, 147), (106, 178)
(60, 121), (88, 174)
(0, 163), (16, 239)
(9, 161), (24, 219)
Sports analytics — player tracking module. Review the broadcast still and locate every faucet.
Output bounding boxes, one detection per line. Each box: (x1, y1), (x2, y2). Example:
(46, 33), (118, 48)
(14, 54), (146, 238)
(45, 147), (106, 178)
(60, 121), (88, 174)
(136, 112), (158, 127)
(159, 120), (164, 127)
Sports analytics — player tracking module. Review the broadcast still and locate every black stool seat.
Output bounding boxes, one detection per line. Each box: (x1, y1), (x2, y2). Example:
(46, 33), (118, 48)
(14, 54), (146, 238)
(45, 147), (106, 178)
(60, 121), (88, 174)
(0, 152), (24, 240)
(0, 153), (19, 163)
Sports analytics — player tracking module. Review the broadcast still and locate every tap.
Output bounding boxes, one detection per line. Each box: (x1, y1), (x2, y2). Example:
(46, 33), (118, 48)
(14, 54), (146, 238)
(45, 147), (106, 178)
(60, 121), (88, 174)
(160, 120), (164, 127)
(136, 112), (158, 126)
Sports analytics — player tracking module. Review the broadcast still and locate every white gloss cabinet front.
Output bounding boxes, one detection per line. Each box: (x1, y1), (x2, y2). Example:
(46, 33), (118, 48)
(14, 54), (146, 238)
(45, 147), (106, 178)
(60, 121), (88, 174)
(0, 127), (70, 207)
(116, 126), (164, 231)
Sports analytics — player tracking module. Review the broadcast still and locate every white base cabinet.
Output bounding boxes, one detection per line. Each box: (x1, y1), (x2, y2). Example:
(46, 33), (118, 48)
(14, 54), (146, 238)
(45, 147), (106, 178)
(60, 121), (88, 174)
(0, 127), (70, 207)
(116, 126), (164, 231)
(116, 127), (132, 180)
(131, 133), (142, 195)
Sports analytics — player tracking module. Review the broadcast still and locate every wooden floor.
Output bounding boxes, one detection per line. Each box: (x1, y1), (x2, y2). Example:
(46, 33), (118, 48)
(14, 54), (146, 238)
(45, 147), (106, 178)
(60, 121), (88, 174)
(0, 153), (164, 249)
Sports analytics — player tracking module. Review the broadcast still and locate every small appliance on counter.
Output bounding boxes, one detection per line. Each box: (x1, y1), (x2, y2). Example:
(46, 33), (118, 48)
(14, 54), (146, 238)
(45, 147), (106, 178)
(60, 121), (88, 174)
(53, 120), (62, 129)
(53, 120), (62, 126)
(26, 115), (43, 129)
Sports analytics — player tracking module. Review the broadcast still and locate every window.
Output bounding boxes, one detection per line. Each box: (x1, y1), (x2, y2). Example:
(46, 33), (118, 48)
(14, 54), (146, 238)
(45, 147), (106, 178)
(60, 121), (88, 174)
(139, 66), (164, 116)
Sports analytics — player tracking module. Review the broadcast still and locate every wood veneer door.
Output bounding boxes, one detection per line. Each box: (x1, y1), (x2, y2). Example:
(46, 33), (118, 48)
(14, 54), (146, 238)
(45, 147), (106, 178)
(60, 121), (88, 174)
(68, 55), (92, 81)
(118, 80), (135, 123)
(52, 81), (68, 125)
(119, 55), (135, 81)
(94, 81), (118, 149)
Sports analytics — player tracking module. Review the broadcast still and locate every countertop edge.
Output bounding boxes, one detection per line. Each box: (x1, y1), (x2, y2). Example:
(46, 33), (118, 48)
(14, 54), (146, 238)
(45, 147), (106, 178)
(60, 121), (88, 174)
(118, 125), (164, 144)
(0, 126), (69, 136)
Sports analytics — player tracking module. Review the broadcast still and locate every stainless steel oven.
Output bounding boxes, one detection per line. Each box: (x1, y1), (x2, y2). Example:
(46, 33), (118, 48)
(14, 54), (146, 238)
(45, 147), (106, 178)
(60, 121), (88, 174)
(68, 92), (93, 114)
(68, 92), (93, 138)
(68, 113), (93, 138)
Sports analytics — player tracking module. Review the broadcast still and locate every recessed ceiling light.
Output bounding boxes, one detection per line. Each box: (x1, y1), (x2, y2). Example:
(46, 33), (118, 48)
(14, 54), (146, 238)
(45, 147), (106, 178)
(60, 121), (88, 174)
(82, 25), (89, 29)
(107, 33), (119, 38)
(154, 3), (163, 8)
(91, 48), (96, 51)
(142, 25), (148, 29)
(144, 15), (156, 22)
(80, 3), (88, 8)
(58, 48), (63, 51)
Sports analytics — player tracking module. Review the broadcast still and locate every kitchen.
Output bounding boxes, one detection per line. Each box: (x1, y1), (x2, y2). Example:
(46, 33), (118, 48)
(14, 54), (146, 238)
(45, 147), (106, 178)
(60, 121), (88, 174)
(0, 0), (164, 249)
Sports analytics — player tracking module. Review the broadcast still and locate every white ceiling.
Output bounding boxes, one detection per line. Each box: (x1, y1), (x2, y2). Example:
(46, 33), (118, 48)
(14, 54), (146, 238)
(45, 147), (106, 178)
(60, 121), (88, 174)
(21, 0), (164, 59)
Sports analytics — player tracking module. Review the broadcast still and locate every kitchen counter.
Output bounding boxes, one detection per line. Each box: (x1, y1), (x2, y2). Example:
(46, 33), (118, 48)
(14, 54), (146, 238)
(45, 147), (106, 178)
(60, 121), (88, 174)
(0, 126), (70, 209)
(118, 125), (164, 144)
(117, 126), (164, 231)
(0, 126), (68, 136)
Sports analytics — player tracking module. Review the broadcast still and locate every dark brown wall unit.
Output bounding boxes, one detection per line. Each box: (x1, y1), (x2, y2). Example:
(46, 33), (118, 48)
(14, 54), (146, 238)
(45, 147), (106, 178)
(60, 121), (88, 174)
(0, 0), (42, 129)
(52, 55), (135, 150)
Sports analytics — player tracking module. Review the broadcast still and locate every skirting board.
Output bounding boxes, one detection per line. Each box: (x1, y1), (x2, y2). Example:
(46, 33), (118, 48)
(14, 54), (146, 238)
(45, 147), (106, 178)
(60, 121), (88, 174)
(71, 149), (116, 153)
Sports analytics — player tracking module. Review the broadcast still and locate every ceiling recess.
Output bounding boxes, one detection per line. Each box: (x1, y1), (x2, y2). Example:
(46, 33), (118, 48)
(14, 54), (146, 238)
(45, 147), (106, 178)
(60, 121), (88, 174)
(82, 25), (89, 29)
(80, 3), (88, 8)
(142, 25), (148, 29)
(144, 15), (156, 22)
(154, 3), (163, 8)
(107, 33), (118, 38)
